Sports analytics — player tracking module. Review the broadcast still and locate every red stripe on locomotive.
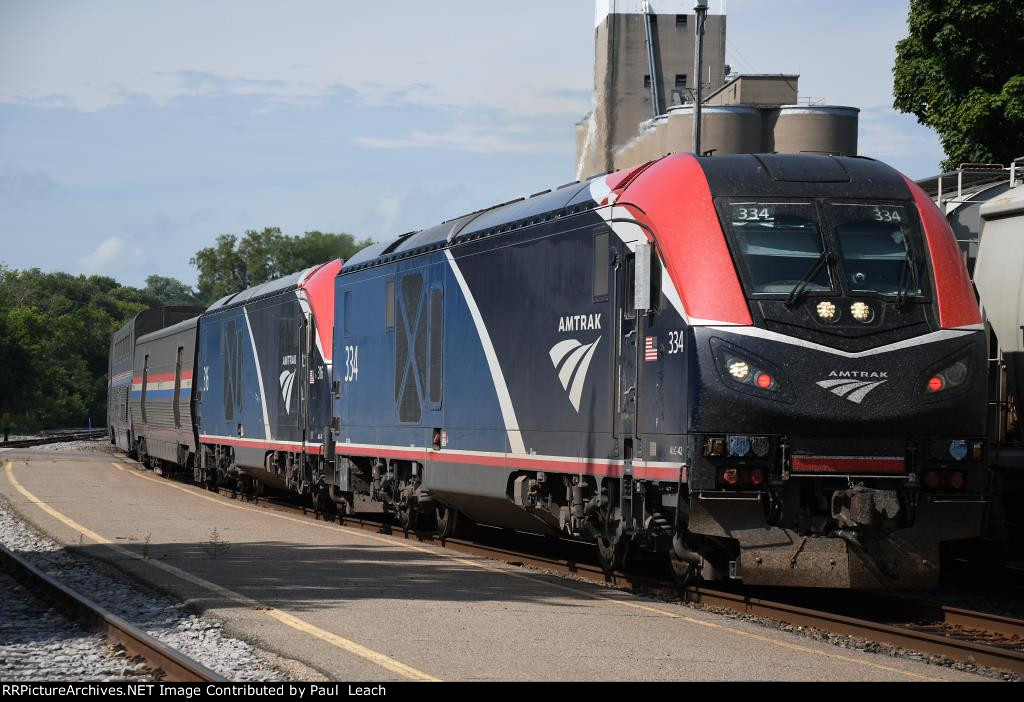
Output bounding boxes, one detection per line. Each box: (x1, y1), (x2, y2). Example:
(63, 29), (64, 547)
(903, 176), (982, 330)
(300, 259), (343, 363)
(619, 154), (753, 326)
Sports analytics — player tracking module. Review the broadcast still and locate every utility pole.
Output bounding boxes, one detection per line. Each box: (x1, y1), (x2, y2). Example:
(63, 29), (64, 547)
(692, 0), (709, 155)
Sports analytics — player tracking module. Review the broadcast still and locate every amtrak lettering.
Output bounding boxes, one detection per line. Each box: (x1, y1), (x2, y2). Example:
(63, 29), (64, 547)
(816, 371), (890, 405)
(558, 314), (602, 333)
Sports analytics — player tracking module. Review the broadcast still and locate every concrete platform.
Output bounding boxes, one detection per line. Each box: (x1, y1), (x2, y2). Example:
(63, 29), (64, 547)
(0, 447), (990, 682)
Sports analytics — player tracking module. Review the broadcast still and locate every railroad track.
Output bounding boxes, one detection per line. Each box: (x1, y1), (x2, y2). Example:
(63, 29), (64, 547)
(0, 544), (224, 682)
(199, 482), (1024, 675)
(1, 430), (107, 449)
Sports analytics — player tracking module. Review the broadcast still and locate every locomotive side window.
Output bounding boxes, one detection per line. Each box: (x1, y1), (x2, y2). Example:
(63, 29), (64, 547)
(141, 354), (149, 424)
(343, 291), (352, 337)
(385, 280), (395, 330)
(726, 201), (831, 295)
(828, 203), (923, 297)
(223, 320), (235, 422)
(593, 230), (609, 300)
(396, 272), (425, 424)
(428, 287), (443, 406)
(173, 346), (182, 429)
(234, 327), (242, 410)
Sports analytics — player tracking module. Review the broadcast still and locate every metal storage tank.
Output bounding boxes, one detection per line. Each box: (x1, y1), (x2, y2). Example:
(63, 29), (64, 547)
(772, 106), (859, 156)
(699, 105), (762, 155)
(615, 125), (659, 170)
(665, 106), (694, 155)
(651, 114), (671, 160)
(613, 135), (639, 171)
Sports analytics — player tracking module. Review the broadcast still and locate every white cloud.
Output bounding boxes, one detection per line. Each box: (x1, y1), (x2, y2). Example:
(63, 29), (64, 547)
(79, 237), (125, 273)
(857, 106), (943, 178)
(0, 1), (595, 116)
(355, 124), (568, 154)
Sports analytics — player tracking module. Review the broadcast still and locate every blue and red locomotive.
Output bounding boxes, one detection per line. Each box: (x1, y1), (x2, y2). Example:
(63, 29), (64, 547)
(110, 153), (988, 588)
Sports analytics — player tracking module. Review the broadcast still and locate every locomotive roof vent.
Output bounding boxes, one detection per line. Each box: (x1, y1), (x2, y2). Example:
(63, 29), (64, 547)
(754, 154), (851, 183)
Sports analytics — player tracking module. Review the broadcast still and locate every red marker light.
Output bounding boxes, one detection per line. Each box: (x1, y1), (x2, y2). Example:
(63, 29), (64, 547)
(924, 471), (940, 490)
(950, 471), (966, 491)
(928, 376), (944, 393)
(721, 468), (739, 486)
(756, 373), (774, 389)
(749, 469), (765, 487)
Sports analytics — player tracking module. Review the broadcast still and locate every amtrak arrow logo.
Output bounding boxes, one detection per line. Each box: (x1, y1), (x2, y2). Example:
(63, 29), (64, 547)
(816, 378), (888, 405)
(279, 369), (296, 414)
(549, 338), (602, 413)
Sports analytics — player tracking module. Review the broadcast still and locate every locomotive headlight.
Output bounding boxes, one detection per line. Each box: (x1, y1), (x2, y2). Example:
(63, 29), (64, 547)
(714, 341), (785, 398)
(816, 301), (837, 321)
(944, 362), (968, 386)
(850, 302), (873, 323)
(925, 356), (971, 394)
(728, 360), (750, 380)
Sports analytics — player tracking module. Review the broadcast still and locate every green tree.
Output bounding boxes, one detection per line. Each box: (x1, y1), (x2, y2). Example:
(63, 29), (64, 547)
(191, 228), (372, 302)
(0, 226), (371, 431)
(143, 274), (203, 307)
(0, 266), (151, 429)
(894, 0), (1024, 172)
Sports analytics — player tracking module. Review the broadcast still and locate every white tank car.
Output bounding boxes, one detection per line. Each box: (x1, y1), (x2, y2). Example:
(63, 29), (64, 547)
(977, 184), (1024, 359)
(977, 183), (1024, 564)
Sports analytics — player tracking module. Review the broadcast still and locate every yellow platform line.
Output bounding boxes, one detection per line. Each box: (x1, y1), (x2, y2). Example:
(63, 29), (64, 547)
(106, 460), (946, 681)
(4, 462), (440, 682)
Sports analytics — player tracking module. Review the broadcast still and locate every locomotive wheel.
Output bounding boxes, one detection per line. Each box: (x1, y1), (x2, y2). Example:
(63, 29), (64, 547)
(669, 548), (700, 586)
(596, 536), (629, 574)
(397, 507), (413, 535)
(436, 505), (458, 540)
(398, 505), (429, 535)
(669, 532), (701, 587)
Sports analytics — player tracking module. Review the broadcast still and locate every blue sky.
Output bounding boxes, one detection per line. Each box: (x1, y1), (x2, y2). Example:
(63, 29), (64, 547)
(0, 0), (943, 287)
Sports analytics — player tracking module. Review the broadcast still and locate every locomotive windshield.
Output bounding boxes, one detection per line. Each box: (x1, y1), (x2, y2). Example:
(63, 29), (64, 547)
(726, 202), (831, 294)
(828, 203), (923, 297)
(722, 199), (925, 299)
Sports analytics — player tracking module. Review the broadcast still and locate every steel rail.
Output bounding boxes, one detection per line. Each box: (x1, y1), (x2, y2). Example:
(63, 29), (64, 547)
(1, 430), (107, 449)
(212, 486), (1024, 674)
(0, 543), (224, 682)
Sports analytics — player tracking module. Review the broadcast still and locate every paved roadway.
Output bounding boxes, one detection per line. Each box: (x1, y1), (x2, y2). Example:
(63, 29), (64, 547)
(0, 447), (990, 682)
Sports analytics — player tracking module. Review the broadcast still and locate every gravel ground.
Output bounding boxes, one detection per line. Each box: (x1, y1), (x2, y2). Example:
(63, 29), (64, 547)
(906, 583), (1024, 622)
(690, 602), (1023, 682)
(0, 569), (154, 681)
(0, 497), (291, 681)
(23, 439), (119, 454)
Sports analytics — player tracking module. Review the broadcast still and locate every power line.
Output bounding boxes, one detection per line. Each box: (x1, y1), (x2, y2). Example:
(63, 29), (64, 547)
(725, 38), (757, 74)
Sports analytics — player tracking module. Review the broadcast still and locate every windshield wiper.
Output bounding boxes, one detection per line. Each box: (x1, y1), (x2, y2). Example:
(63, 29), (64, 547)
(785, 250), (833, 309)
(894, 248), (919, 310)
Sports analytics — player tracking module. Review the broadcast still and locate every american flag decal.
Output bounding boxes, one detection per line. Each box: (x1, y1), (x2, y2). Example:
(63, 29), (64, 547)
(644, 336), (659, 362)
